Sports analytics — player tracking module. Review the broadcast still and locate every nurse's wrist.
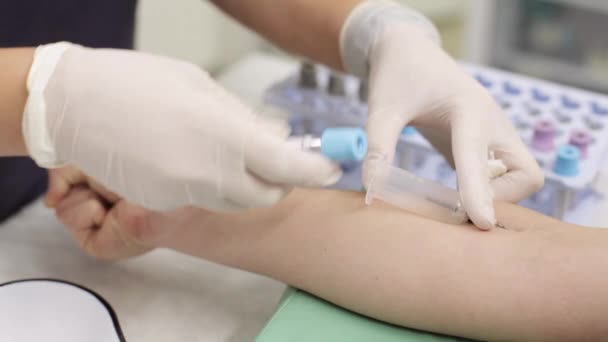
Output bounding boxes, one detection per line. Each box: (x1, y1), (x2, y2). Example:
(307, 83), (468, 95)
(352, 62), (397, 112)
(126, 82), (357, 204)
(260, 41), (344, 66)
(369, 21), (443, 68)
(0, 47), (35, 156)
(339, 0), (441, 80)
(22, 42), (73, 167)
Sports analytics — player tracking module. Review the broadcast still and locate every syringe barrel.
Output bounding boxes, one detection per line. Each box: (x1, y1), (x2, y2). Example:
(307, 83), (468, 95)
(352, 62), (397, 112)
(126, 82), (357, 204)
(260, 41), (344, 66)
(365, 160), (468, 225)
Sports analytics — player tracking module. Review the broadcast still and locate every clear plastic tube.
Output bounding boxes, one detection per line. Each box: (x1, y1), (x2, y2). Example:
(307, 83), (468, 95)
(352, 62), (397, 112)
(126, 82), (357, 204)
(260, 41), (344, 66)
(365, 159), (468, 224)
(287, 134), (322, 153)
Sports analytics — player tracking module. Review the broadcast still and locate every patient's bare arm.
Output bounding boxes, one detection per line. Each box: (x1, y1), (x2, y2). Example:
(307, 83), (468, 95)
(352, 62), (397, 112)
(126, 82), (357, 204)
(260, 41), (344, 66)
(156, 190), (608, 342)
(48, 167), (608, 341)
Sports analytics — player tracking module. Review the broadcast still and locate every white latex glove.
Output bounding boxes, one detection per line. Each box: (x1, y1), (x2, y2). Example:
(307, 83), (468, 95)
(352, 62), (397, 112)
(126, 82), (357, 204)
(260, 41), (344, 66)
(341, 0), (544, 229)
(23, 42), (342, 211)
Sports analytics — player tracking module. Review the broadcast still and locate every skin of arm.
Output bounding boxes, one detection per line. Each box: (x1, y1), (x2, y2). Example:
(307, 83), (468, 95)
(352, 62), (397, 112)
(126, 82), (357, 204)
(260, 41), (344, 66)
(210, 0), (361, 70)
(0, 48), (34, 155)
(48, 167), (608, 342)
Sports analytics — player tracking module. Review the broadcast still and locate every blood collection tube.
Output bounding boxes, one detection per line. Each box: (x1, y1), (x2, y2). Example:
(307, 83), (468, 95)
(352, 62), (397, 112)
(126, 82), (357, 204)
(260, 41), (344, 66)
(288, 127), (368, 162)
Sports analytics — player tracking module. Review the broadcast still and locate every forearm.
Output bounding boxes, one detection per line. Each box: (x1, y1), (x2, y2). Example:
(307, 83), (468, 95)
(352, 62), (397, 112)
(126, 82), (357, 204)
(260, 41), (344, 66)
(158, 189), (608, 341)
(210, 0), (360, 70)
(0, 48), (34, 155)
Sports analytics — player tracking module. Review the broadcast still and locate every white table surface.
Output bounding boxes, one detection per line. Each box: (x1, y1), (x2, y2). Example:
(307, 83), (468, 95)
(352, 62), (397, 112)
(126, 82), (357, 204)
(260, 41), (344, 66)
(0, 199), (285, 342)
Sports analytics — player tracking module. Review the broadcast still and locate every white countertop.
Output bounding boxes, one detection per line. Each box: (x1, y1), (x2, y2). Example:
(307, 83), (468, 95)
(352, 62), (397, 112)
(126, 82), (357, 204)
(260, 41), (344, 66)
(0, 199), (284, 342)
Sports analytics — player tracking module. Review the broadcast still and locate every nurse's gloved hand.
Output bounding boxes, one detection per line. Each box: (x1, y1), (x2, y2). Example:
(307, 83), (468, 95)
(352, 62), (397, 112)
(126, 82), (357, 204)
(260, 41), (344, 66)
(341, 0), (544, 230)
(23, 42), (342, 212)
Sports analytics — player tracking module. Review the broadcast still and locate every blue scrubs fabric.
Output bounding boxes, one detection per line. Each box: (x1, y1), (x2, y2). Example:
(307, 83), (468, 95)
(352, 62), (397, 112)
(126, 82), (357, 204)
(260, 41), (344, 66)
(0, 0), (137, 222)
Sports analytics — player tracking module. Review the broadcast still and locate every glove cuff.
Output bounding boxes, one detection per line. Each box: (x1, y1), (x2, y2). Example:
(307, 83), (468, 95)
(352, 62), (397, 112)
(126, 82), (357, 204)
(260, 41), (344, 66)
(339, 0), (441, 80)
(22, 41), (74, 168)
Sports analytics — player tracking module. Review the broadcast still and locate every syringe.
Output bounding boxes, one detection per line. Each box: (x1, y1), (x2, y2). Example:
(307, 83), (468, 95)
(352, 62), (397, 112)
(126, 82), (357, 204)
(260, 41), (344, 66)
(365, 158), (468, 225)
(288, 127), (368, 162)
(290, 129), (467, 225)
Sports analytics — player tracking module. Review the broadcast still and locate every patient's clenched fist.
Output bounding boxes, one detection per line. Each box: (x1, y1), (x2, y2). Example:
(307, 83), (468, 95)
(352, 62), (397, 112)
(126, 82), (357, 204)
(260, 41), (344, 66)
(46, 167), (171, 260)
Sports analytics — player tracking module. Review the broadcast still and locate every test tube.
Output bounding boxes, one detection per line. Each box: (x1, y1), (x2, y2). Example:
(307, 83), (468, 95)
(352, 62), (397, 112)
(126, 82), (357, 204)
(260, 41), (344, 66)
(288, 127), (367, 162)
(298, 61), (318, 89)
(531, 120), (556, 152)
(358, 80), (369, 103)
(365, 159), (468, 225)
(327, 73), (347, 97)
(568, 130), (592, 159)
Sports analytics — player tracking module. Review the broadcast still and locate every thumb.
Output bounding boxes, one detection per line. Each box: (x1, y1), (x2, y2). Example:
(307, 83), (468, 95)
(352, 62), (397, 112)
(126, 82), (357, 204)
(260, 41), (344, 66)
(45, 166), (87, 208)
(363, 105), (408, 188)
(245, 132), (343, 188)
(451, 113), (495, 230)
(88, 201), (152, 260)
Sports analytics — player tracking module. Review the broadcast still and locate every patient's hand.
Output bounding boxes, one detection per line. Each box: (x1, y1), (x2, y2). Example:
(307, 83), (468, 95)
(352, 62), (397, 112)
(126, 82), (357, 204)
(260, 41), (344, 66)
(46, 167), (172, 260)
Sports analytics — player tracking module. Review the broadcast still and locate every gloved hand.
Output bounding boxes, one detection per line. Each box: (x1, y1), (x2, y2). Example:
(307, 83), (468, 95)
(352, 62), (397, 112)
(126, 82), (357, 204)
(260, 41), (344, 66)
(340, 0), (544, 229)
(23, 42), (342, 211)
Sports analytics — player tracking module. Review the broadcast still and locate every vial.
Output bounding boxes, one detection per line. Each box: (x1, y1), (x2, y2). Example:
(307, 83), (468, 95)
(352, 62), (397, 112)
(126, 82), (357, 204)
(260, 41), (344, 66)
(288, 127), (367, 162)
(298, 61), (318, 89)
(568, 130), (592, 159)
(531, 120), (556, 152)
(553, 145), (580, 177)
(358, 80), (369, 103)
(327, 73), (347, 97)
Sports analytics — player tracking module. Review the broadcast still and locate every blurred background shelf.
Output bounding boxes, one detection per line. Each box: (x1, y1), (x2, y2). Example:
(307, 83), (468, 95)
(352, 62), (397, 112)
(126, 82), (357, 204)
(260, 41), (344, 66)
(469, 0), (608, 93)
(134, 0), (471, 72)
(497, 50), (608, 92)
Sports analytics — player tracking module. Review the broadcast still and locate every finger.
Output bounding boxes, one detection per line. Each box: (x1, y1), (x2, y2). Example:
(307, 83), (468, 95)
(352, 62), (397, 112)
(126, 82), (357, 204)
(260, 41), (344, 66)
(255, 115), (291, 140)
(137, 179), (246, 212)
(488, 159), (508, 179)
(88, 178), (121, 204)
(415, 126), (455, 168)
(193, 169), (289, 210)
(88, 201), (154, 260)
(227, 173), (290, 209)
(245, 133), (342, 188)
(451, 113), (495, 230)
(362, 105), (408, 187)
(491, 140), (544, 202)
(55, 188), (107, 251)
(45, 166), (88, 208)
(187, 196), (245, 213)
(55, 186), (99, 219)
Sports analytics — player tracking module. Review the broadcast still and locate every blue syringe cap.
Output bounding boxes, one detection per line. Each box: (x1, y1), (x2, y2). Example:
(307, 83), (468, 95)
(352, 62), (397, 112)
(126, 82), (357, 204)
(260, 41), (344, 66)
(401, 126), (416, 136)
(321, 127), (368, 162)
(553, 145), (580, 177)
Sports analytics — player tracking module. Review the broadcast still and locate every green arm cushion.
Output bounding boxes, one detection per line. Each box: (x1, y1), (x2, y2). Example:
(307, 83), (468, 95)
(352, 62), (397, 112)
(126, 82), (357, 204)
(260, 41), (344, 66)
(257, 287), (472, 342)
